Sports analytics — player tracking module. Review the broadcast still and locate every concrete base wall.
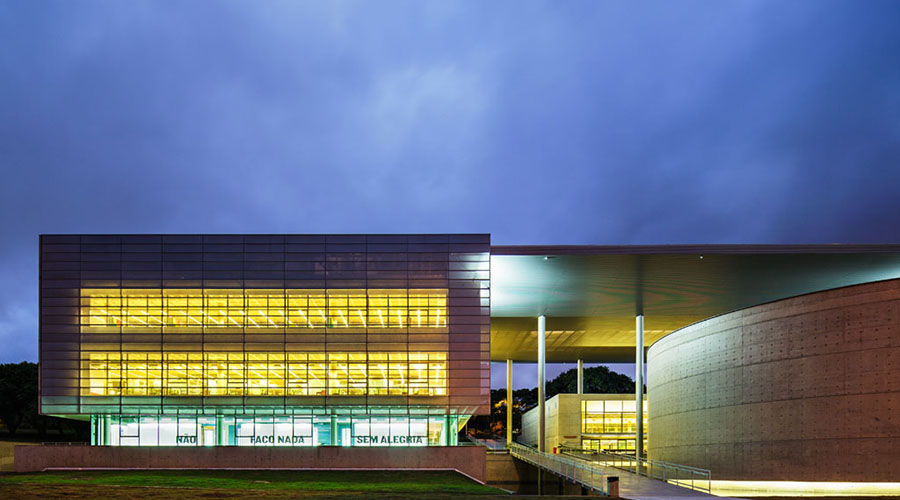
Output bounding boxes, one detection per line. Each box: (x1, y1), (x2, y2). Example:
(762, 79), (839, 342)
(647, 278), (900, 481)
(485, 452), (589, 495)
(487, 452), (545, 492)
(14, 445), (487, 482)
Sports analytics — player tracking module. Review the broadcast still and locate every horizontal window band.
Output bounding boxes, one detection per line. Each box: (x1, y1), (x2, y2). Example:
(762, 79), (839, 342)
(82, 351), (448, 398)
(81, 288), (448, 330)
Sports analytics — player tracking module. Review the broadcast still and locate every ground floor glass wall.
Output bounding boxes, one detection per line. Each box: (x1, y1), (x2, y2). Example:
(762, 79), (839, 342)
(92, 414), (461, 447)
(581, 399), (648, 452)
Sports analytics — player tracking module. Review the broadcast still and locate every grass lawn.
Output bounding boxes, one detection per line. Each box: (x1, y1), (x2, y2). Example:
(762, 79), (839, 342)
(0, 469), (545, 500)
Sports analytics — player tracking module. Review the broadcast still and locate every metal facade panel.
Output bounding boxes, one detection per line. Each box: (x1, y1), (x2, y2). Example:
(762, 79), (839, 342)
(39, 234), (491, 418)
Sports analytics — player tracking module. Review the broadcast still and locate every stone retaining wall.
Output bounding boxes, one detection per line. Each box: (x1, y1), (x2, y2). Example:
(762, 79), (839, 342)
(14, 444), (487, 482)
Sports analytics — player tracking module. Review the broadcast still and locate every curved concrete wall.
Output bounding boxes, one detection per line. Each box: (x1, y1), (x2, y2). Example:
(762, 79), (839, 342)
(647, 279), (900, 481)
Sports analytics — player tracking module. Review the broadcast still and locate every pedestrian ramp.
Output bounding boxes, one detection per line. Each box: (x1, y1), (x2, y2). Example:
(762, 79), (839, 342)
(558, 447), (742, 500)
(509, 443), (613, 495)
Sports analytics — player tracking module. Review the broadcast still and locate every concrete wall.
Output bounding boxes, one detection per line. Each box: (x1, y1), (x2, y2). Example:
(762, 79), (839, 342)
(485, 452), (589, 495)
(521, 394), (568, 450)
(521, 400), (539, 446)
(647, 278), (900, 481)
(14, 445), (487, 482)
(521, 394), (639, 451)
(486, 452), (531, 492)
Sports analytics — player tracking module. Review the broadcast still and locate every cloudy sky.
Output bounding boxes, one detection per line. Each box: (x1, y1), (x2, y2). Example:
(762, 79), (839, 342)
(2, 1), (899, 387)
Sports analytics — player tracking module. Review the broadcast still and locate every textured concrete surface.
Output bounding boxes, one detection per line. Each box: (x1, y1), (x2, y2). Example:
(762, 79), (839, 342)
(14, 444), (487, 481)
(486, 452), (589, 495)
(521, 393), (642, 452)
(647, 278), (900, 481)
(485, 452), (529, 492)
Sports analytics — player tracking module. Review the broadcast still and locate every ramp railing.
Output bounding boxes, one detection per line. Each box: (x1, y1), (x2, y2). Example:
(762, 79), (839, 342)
(464, 435), (508, 452)
(508, 443), (610, 496)
(560, 446), (711, 494)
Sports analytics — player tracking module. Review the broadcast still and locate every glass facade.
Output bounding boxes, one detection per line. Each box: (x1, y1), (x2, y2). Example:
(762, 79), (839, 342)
(581, 399), (648, 452)
(80, 288), (448, 330)
(82, 351), (448, 397)
(92, 414), (460, 447)
(40, 234), (491, 447)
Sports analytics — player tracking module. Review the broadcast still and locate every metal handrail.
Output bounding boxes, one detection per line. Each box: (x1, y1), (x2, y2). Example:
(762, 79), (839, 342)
(508, 443), (609, 496)
(559, 446), (711, 494)
(464, 435), (509, 454)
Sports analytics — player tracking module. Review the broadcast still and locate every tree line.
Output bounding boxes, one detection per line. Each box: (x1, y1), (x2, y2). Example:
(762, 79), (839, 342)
(466, 365), (635, 438)
(0, 362), (89, 440)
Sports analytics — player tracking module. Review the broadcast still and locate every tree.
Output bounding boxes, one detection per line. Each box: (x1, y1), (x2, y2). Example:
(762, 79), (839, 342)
(0, 361), (38, 435)
(466, 365), (636, 438)
(0, 361), (89, 440)
(547, 365), (635, 396)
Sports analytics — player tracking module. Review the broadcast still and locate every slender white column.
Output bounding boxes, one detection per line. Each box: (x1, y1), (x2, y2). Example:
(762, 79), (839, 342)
(577, 359), (584, 395)
(537, 314), (546, 453)
(635, 314), (644, 463)
(506, 359), (513, 446)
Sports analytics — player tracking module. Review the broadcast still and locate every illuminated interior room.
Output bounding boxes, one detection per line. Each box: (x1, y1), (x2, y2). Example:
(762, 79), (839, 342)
(521, 394), (648, 453)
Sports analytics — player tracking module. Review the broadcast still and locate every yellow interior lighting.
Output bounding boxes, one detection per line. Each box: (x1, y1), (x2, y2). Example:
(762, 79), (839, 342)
(82, 351), (447, 397)
(80, 288), (448, 331)
(581, 399), (649, 452)
(708, 480), (900, 497)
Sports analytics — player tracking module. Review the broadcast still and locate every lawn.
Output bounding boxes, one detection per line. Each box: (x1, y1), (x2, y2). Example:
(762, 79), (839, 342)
(0, 469), (533, 500)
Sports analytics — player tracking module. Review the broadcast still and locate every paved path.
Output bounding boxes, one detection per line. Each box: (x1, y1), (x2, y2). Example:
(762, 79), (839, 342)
(609, 470), (721, 500)
(564, 457), (738, 500)
(505, 443), (740, 499)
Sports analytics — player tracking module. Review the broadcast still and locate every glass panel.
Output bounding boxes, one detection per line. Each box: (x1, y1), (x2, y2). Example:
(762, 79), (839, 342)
(98, 415), (460, 448)
(81, 288), (448, 331)
(580, 398), (649, 452)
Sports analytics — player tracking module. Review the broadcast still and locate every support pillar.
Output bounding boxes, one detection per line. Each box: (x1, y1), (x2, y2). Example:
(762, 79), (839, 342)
(445, 415), (452, 446)
(506, 359), (513, 446)
(577, 359), (584, 395)
(538, 315), (547, 496)
(330, 416), (337, 446)
(635, 314), (644, 465)
(537, 314), (546, 453)
(102, 414), (110, 446)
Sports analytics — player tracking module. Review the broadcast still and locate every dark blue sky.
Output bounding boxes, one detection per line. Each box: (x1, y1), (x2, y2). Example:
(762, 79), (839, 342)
(2, 1), (900, 388)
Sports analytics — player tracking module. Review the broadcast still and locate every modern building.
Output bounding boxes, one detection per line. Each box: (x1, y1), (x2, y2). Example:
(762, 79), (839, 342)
(521, 394), (648, 453)
(35, 235), (900, 493)
(39, 234), (490, 448)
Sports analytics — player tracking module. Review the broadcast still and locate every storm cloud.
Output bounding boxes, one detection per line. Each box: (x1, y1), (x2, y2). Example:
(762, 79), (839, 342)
(2, 1), (900, 370)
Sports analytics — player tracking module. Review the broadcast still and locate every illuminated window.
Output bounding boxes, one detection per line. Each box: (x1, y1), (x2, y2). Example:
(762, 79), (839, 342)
(581, 399), (648, 452)
(99, 414), (459, 447)
(308, 353), (327, 395)
(81, 288), (448, 331)
(82, 351), (447, 398)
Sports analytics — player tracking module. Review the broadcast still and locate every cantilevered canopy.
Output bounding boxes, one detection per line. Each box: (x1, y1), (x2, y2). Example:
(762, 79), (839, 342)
(489, 245), (900, 362)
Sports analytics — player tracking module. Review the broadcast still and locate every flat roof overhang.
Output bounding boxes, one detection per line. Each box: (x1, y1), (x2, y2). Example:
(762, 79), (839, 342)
(489, 245), (900, 362)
